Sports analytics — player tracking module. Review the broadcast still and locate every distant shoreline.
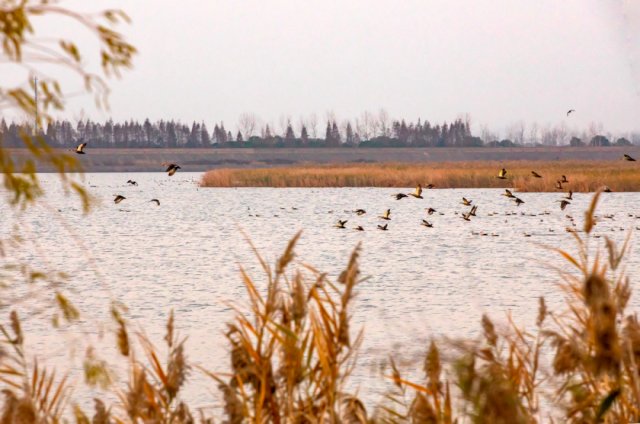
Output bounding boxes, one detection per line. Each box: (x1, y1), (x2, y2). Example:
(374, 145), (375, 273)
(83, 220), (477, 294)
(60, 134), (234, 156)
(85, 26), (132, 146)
(200, 161), (640, 192)
(7, 146), (640, 174)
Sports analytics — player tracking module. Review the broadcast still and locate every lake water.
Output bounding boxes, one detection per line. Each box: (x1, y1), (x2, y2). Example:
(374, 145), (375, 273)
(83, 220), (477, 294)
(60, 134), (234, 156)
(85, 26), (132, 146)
(1, 172), (639, 415)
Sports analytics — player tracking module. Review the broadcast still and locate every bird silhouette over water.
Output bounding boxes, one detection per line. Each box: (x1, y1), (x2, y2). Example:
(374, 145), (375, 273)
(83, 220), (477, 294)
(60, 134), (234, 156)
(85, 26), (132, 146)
(502, 189), (515, 198)
(469, 205), (478, 217)
(335, 220), (348, 229)
(461, 197), (472, 206)
(426, 207), (437, 215)
(531, 171), (542, 178)
(421, 219), (433, 228)
(513, 197), (525, 206)
(127, 180), (138, 186)
(394, 193), (408, 200)
(409, 184), (423, 199)
(165, 163), (181, 176)
(114, 195), (126, 204)
(354, 225), (364, 231)
(624, 154), (636, 162)
(567, 109), (575, 116)
(558, 200), (570, 211)
(425, 184), (435, 189)
(379, 209), (391, 220)
(497, 168), (507, 179)
(565, 191), (573, 200)
(75, 142), (87, 154)
(354, 209), (366, 216)
(150, 199), (160, 206)
(377, 223), (388, 231)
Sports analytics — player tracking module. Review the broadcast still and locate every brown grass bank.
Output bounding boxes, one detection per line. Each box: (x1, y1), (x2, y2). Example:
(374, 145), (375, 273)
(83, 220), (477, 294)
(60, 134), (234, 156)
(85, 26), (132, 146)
(201, 160), (640, 192)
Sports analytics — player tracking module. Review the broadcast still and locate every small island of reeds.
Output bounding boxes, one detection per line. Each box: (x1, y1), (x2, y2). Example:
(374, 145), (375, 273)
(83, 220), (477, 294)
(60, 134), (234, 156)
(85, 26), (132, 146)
(200, 160), (640, 192)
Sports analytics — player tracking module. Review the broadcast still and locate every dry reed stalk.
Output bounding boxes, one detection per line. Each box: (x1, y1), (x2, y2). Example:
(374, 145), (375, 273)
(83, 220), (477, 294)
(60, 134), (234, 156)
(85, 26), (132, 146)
(201, 161), (640, 191)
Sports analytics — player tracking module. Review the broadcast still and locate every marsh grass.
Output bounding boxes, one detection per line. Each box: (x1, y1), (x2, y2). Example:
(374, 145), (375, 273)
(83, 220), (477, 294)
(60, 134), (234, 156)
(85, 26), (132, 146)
(201, 161), (640, 192)
(1, 191), (639, 422)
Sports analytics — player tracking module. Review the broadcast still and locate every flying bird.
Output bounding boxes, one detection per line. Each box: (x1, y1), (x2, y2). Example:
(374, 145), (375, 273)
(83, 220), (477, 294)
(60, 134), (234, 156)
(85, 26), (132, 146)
(603, 186), (612, 193)
(624, 154), (636, 162)
(425, 184), (435, 189)
(497, 168), (507, 179)
(394, 193), (408, 200)
(127, 180), (138, 186)
(462, 211), (472, 221)
(114, 195), (126, 204)
(561, 175), (569, 183)
(409, 184), (423, 199)
(426, 207), (437, 215)
(461, 197), (472, 206)
(502, 189), (515, 198)
(75, 142), (87, 154)
(150, 199), (160, 206)
(421, 219), (433, 228)
(354, 209), (366, 216)
(165, 163), (181, 176)
(531, 171), (542, 178)
(335, 220), (348, 229)
(565, 191), (573, 200)
(513, 197), (525, 206)
(354, 225), (364, 231)
(555, 180), (563, 190)
(377, 223), (388, 231)
(469, 205), (478, 217)
(379, 209), (391, 220)
(558, 200), (570, 211)
(566, 109), (575, 116)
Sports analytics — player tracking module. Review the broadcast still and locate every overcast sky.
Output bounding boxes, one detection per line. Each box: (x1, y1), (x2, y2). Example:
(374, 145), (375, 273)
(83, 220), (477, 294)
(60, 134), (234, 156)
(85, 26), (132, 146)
(18, 0), (640, 134)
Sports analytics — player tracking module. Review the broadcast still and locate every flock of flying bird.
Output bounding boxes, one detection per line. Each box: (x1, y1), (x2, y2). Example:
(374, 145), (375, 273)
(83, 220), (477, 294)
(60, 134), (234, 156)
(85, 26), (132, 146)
(74, 141), (181, 206)
(333, 153), (638, 234)
(73, 141), (638, 234)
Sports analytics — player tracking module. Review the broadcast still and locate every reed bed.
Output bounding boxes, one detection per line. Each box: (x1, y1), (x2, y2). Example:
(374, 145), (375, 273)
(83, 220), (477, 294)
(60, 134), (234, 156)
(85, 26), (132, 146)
(1, 191), (640, 422)
(201, 161), (640, 192)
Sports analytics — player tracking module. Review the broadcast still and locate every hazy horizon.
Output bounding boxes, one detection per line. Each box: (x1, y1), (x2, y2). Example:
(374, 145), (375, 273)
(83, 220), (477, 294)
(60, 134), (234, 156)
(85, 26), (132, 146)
(7, 1), (640, 135)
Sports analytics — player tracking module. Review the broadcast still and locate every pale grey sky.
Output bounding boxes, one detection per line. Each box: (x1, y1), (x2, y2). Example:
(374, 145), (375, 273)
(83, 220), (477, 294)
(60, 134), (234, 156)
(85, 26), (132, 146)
(16, 0), (640, 134)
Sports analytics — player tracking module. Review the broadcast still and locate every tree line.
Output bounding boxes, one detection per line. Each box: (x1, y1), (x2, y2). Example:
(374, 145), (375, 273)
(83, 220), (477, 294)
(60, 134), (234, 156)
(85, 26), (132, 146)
(0, 116), (636, 148)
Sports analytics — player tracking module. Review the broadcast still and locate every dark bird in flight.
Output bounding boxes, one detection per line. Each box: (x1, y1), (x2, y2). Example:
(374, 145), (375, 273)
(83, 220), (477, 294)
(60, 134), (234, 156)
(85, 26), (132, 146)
(461, 197), (472, 206)
(354, 209), (366, 216)
(75, 142), (87, 154)
(127, 180), (138, 186)
(561, 175), (569, 183)
(502, 189), (515, 198)
(394, 193), (408, 200)
(497, 168), (507, 179)
(555, 180), (563, 190)
(469, 205), (478, 217)
(114, 195), (126, 204)
(426, 207), (437, 215)
(377, 223), (388, 231)
(558, 200), (570, 211)
(603, 186), (612, 193)
(513, 197), (525, 206)
(421, 219), (433, 228)
(425, 183), (435, 189)
(624, 154), (636, 162)
(567, 109), (575, 116)
(150, 199), (160, 206)
(379, 209), (391, 220)
(565, 191), (573, 200)
(354, 225), (364, 231)
(462, 211), (472, 221)
(531, 171), (542, 178)
(165, 163), (181, 176)
(335, 220), (348, 229)
(409, 184), (423, 199)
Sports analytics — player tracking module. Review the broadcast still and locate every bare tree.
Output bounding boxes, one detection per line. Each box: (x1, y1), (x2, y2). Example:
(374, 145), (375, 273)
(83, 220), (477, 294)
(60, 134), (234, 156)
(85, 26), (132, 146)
(308, 113), (318, 138)
(378, 108), (391, 137)
(528, 122), (539, 145)
(237, 113), (258, 138)
(480, 124), (498, 144)
(507, 121), (526, 144)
